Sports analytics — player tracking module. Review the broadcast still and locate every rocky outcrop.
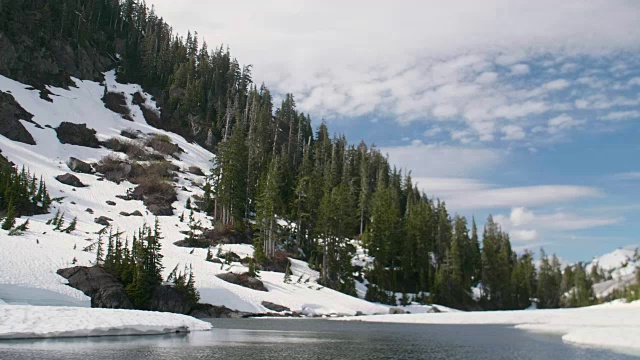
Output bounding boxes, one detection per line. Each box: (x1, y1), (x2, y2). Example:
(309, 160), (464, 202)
(216, 272), (268, 292)
(102, 92), (133, 121)
(130, 183), (177, 216)
(57, 266), (134, 309)
(67, 157), (93, 174)
(261, 301), (291, 313)
(55, 173), (87, 188)
(0, 91), (36, 145)
(94, 216), (113, 226)
(0, 33), (113, 93)
(188, 304), (252, 319)
(146, 286), (195, 315)
(55, 122), (100, 148)
(187, 166), (205, 176)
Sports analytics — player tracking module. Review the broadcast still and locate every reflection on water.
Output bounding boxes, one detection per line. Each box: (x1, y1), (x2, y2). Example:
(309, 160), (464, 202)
(0, 319), (637, 360)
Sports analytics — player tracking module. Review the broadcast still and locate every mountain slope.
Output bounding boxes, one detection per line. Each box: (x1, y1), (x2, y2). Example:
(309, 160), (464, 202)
(0, 72), (388, 316)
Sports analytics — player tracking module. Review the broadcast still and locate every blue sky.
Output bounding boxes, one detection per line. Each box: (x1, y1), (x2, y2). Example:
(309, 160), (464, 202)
(150, 0), (640, 261)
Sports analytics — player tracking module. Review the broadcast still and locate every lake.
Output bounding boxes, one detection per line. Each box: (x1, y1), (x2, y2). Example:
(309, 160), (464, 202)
(0, 319), (636, 359)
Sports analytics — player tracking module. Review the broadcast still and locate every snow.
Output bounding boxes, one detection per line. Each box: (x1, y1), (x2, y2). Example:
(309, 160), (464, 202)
(0, 73), (388, 317)
(341, 301), (640, 354)
(0, 305), (211, 339)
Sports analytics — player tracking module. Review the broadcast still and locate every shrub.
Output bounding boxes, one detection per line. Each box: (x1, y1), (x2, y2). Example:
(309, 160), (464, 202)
(146, 133), (181, 156)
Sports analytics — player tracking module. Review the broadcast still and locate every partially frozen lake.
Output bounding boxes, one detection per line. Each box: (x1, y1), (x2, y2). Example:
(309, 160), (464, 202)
(0, 319), (637, 359)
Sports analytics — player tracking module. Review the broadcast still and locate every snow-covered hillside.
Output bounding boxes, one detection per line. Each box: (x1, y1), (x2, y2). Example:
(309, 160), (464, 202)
(588, 246), (639, 298)
(0, 72), (387, 316)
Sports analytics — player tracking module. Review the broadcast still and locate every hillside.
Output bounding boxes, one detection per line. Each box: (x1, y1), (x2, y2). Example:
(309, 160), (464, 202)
(0, 71), (388, 316)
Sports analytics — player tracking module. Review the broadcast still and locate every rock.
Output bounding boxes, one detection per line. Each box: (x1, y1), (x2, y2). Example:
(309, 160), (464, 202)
(94, 216), (113, 226)
(85, 208), (94, 214)
(146, 285), (195, 314)
(120, 128), (142, 140)
(189, 304), (251, 319)
(261, 301), (291, 313)
(187, 166), (205, 176)
(0, 91), (37, 145)
(139, 104), (161, 127)
(67, 157), (93, 174)
(222, 252), (242, 263)
(132, 92), (145, 106)
(119, 211), (130, 216)
(355, 311), (364, 316)
(57, 266), (134, 309)
(389, 307), (406, 315)
(55, 173), (87, 188)
(129, 210), (143, 217)
(102, 92), (132, 121)
(106, 200), (116, 206)
(55, 122), (100, 148)
(216, 272), (268, 292)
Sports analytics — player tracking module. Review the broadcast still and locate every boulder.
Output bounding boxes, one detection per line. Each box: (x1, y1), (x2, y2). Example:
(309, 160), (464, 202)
(389, 307), (406, 315)
(85, 208), (94, 214)
(189, 303), (251, 319)
(146, 285), (195, 314)
(57, 266), (134, 309)
(187, 166), (205, 176)
(216, 272), (268, 292)
(106, 200), (116, 206)
(55, 122), (100, 148)
(55, 173), (87, 188)
(0, 91), (36, 145)
(102, 92), (132, 121)
(94, 216), (113, 226)
(261, 301), (291, 313)
(129, 210), (143, 217)
(67, 157), (93, 174)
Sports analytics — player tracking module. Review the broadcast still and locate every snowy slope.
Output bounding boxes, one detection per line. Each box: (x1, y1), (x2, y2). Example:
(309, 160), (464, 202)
(587, 246), (639, 298)
(0, 73), (388, 316)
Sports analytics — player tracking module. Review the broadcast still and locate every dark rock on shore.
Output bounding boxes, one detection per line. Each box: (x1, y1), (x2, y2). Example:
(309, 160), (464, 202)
(261, 301), (291, 313)
(188, 304), (251, 319)
(57, 266), (134, 309)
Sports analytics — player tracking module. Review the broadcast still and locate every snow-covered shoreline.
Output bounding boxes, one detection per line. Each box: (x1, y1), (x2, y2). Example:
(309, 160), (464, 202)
(0, 305), (212, 340)
(338, 300), (640, 354)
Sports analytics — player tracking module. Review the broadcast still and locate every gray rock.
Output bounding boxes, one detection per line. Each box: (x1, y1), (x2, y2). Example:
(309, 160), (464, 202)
(0, 91), (36, 145)
(85, 208), (94, 214)
(187, 166), (205, 176)
(55, 122), (100, 148)
(189, 304), (251, 319)
(57, 266), (134, 309)
(216, 272), (268, 292)
(67, 157), (93, 174)
(261, 301), (291, 313)
(389, 307), (406, 315)
(94, 216), (113, 226)
(102, 92), (132, 121)
(129, 210), (143, 217)
(55, 173), (87, 188)
(106, 200), (116, 206)
(146, 286), (195, 314)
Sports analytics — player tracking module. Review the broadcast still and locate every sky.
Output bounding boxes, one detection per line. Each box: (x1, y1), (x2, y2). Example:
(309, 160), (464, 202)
(148, 0), (640, 261)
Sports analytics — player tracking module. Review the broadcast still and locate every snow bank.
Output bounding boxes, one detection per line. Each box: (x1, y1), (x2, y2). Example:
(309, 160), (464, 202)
(341, 301), (640, 353)
(0, 305), (212, 339)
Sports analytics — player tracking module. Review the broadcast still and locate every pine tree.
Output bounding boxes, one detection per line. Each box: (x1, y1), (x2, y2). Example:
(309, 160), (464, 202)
(284, 261), (292, 283)
(1, 203), (16, 230)
(63, 217), (78, 233)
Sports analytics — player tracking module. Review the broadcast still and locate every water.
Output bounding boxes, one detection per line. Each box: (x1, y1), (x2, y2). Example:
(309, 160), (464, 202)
(0, 319), (636, 359)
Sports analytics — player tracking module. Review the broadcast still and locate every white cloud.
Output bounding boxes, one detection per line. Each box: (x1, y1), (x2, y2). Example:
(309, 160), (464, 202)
(510, 64), (530, 75)
(601, 110), (640, 121)
(446, 185), (601, 209)
(511, 230), (539, 242)
(547, 114), (584, 134)
(613, 172), (640, 181)
(148, 0), (640, 147)
(629, 77), (640, 86)
(510, 207), (535, 226)
(495, 207), (623, 244)
(501, 125), (526, 140)
(380, 143), (503, 178)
